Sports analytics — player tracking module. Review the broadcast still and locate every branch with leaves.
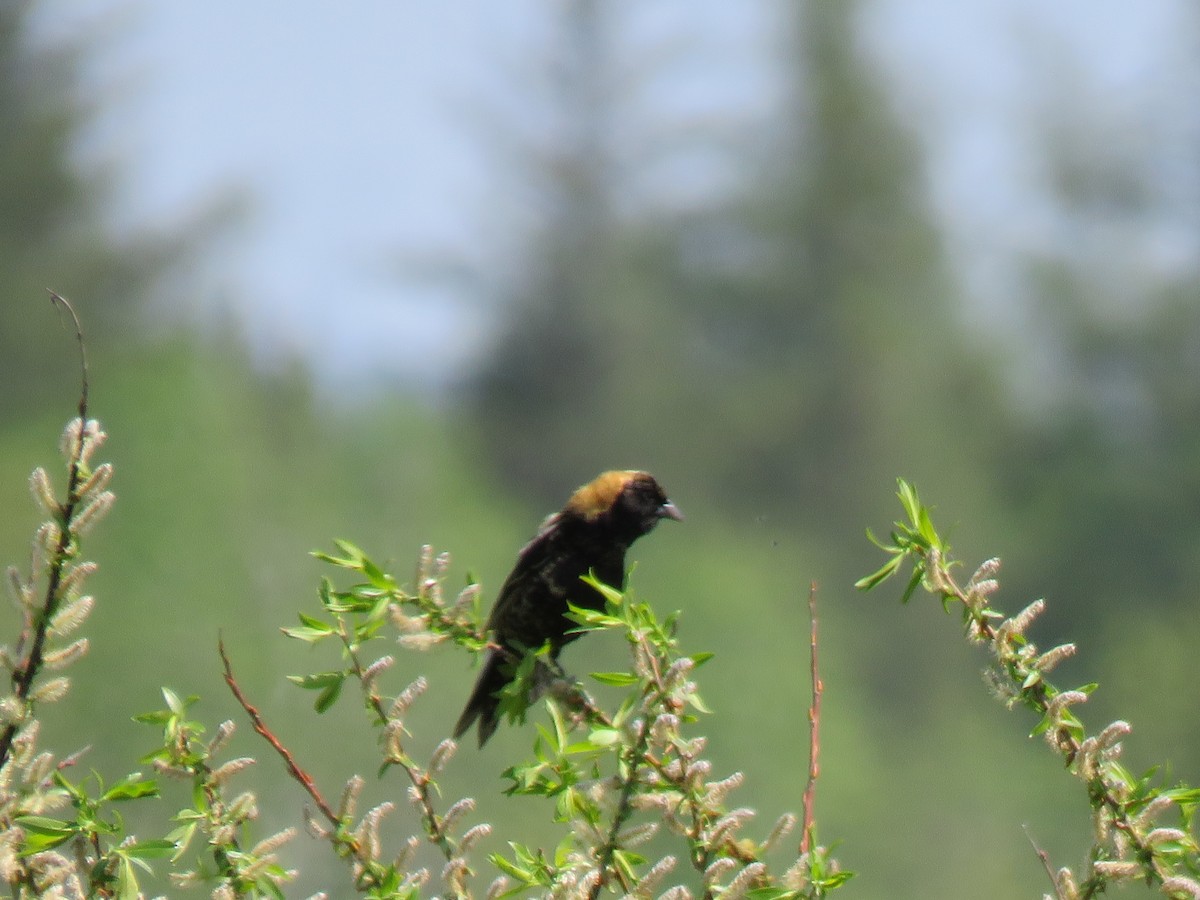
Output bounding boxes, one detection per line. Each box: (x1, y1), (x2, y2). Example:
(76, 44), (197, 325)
(2, 297), (852, 898)
(0, 297), (154, 898)
(858, 479), (1200, 900)
(2, 298), (299, 899)
(288, 543), (849, 899)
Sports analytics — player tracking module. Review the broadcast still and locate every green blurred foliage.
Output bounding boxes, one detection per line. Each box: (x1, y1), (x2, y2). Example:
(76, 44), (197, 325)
(470, 2), (1005, 542)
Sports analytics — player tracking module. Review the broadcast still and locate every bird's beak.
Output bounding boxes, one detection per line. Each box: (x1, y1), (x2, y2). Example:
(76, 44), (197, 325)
(658, 501), (684, 522)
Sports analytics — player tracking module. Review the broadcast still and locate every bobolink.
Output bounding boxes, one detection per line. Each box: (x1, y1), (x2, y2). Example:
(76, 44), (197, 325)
(453, 470), (681, 746)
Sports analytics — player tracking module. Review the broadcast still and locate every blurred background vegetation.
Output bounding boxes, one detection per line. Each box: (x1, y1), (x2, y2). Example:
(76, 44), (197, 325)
(3, 1), (1199, 896)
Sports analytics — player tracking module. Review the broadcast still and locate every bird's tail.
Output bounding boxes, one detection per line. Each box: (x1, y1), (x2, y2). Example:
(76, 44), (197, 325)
(453, 649), (507, 747)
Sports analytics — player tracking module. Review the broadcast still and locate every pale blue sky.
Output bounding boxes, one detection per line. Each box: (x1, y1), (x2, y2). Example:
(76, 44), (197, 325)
(31, 1), (1196, 392)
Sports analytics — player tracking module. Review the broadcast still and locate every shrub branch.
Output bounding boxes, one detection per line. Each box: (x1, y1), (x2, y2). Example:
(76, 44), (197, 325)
(858, 479), (1200, 900)
(0, 294), (91, 770)
(800, 581), (823, 857)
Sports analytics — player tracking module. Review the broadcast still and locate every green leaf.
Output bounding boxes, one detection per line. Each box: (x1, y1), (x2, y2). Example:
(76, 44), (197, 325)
(335, 539), (365, 562)
(899, 566), (924, 604)
(50, 769), (84, 800)
(820, 871), (856, 888)
(579, 572), (624, 605)
(281, 625), (333, 643)
(314, 679), (344, 713)
(747, 888), (802, 900)
(122, 839), (176, 859)
(589, 671), (639, 686)
(611, 848), (646, 885)
(161, 687), (189, 716)
(565, 602), (623, 630)
(286, 671), (346, 690)
(916, 502), (938, 547)
(490, 851), (534, 883)
(102, 776), (159, 802)
(587, 727), (621, 747)
(361, 553), (390, 589)
(311, 540), (364, 570)
(115, 856), (141, 900)
(15, 815), (73, 836)
(131, 708), (171, 725)
(551, 702), (575, 751)
(854, 553), (903, 591)
(15, 816), (74, 854)
(1161, 787), (1200, 807)
(283, 612), (335, 642)
(864, 526), (899, 553)
(286, 671), (346, 711)
(168, 822), (198, 862)
(897, 478), (920, 521)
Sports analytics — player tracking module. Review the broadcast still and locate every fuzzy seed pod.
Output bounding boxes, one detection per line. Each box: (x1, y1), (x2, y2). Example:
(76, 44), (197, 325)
(1091, 860), (1140, 880)
(459, 823), (492, 853)
(211, 757), (256, 785)
(763, 813), (797, 853)
(723, 862), (766, 900)
(76, 463), (113, 500)
(48, 595), (94, 637)
(703, 772), (745, 806)
(70, 491), (115, 536)
(703, 857), (737, 886)
(42, 639), (88, 670)
(389, 676), (428, 719)
(7, 566), (34, 611)
(440, 797), (475, 835)
(29, 468), (59, 516)
(250, 827), (297, 858)
(208, 720), (236, 756)
(631, 855), (676, 896)
(1160, 876), (1200, 899)
(339, 775), (365, 821)
(360, 655), (394, 690)
(31, 677), (70, 704)
(429, 738), (457, 776)
(56, 561), (98, 600)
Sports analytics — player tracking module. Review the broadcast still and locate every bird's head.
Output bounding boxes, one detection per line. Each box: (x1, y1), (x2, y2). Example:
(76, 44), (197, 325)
(565, 470), (682, 538)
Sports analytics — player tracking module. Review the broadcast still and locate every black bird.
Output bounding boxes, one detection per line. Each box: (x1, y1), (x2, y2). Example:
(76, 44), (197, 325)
(453, 470), (682, 746)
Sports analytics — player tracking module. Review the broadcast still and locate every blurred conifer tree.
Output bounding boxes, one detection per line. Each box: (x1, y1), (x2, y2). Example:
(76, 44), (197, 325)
(0, 1), (191, 419)
(470, 1), (1004, 535)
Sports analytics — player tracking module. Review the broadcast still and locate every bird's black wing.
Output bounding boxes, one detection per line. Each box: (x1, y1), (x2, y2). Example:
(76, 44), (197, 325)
(454, 514), (573, 746)
(455, 510), (628, 746)
(485, 512), (579, 648)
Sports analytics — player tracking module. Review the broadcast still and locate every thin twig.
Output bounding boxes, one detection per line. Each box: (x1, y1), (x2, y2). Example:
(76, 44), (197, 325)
(1023, 824), (1066, 900)
(341, 635), (456, 861)
(588, 717), (649, 900)
(49, 291), (89, 422)
(585, 630), (681, 898)
(218, 637), (341, 826)
(800, 581), (823, 856)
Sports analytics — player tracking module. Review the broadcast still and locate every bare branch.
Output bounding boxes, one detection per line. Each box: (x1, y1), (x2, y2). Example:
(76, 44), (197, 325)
(218, 637), (341, 827)
(800, 581), (823, 857)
